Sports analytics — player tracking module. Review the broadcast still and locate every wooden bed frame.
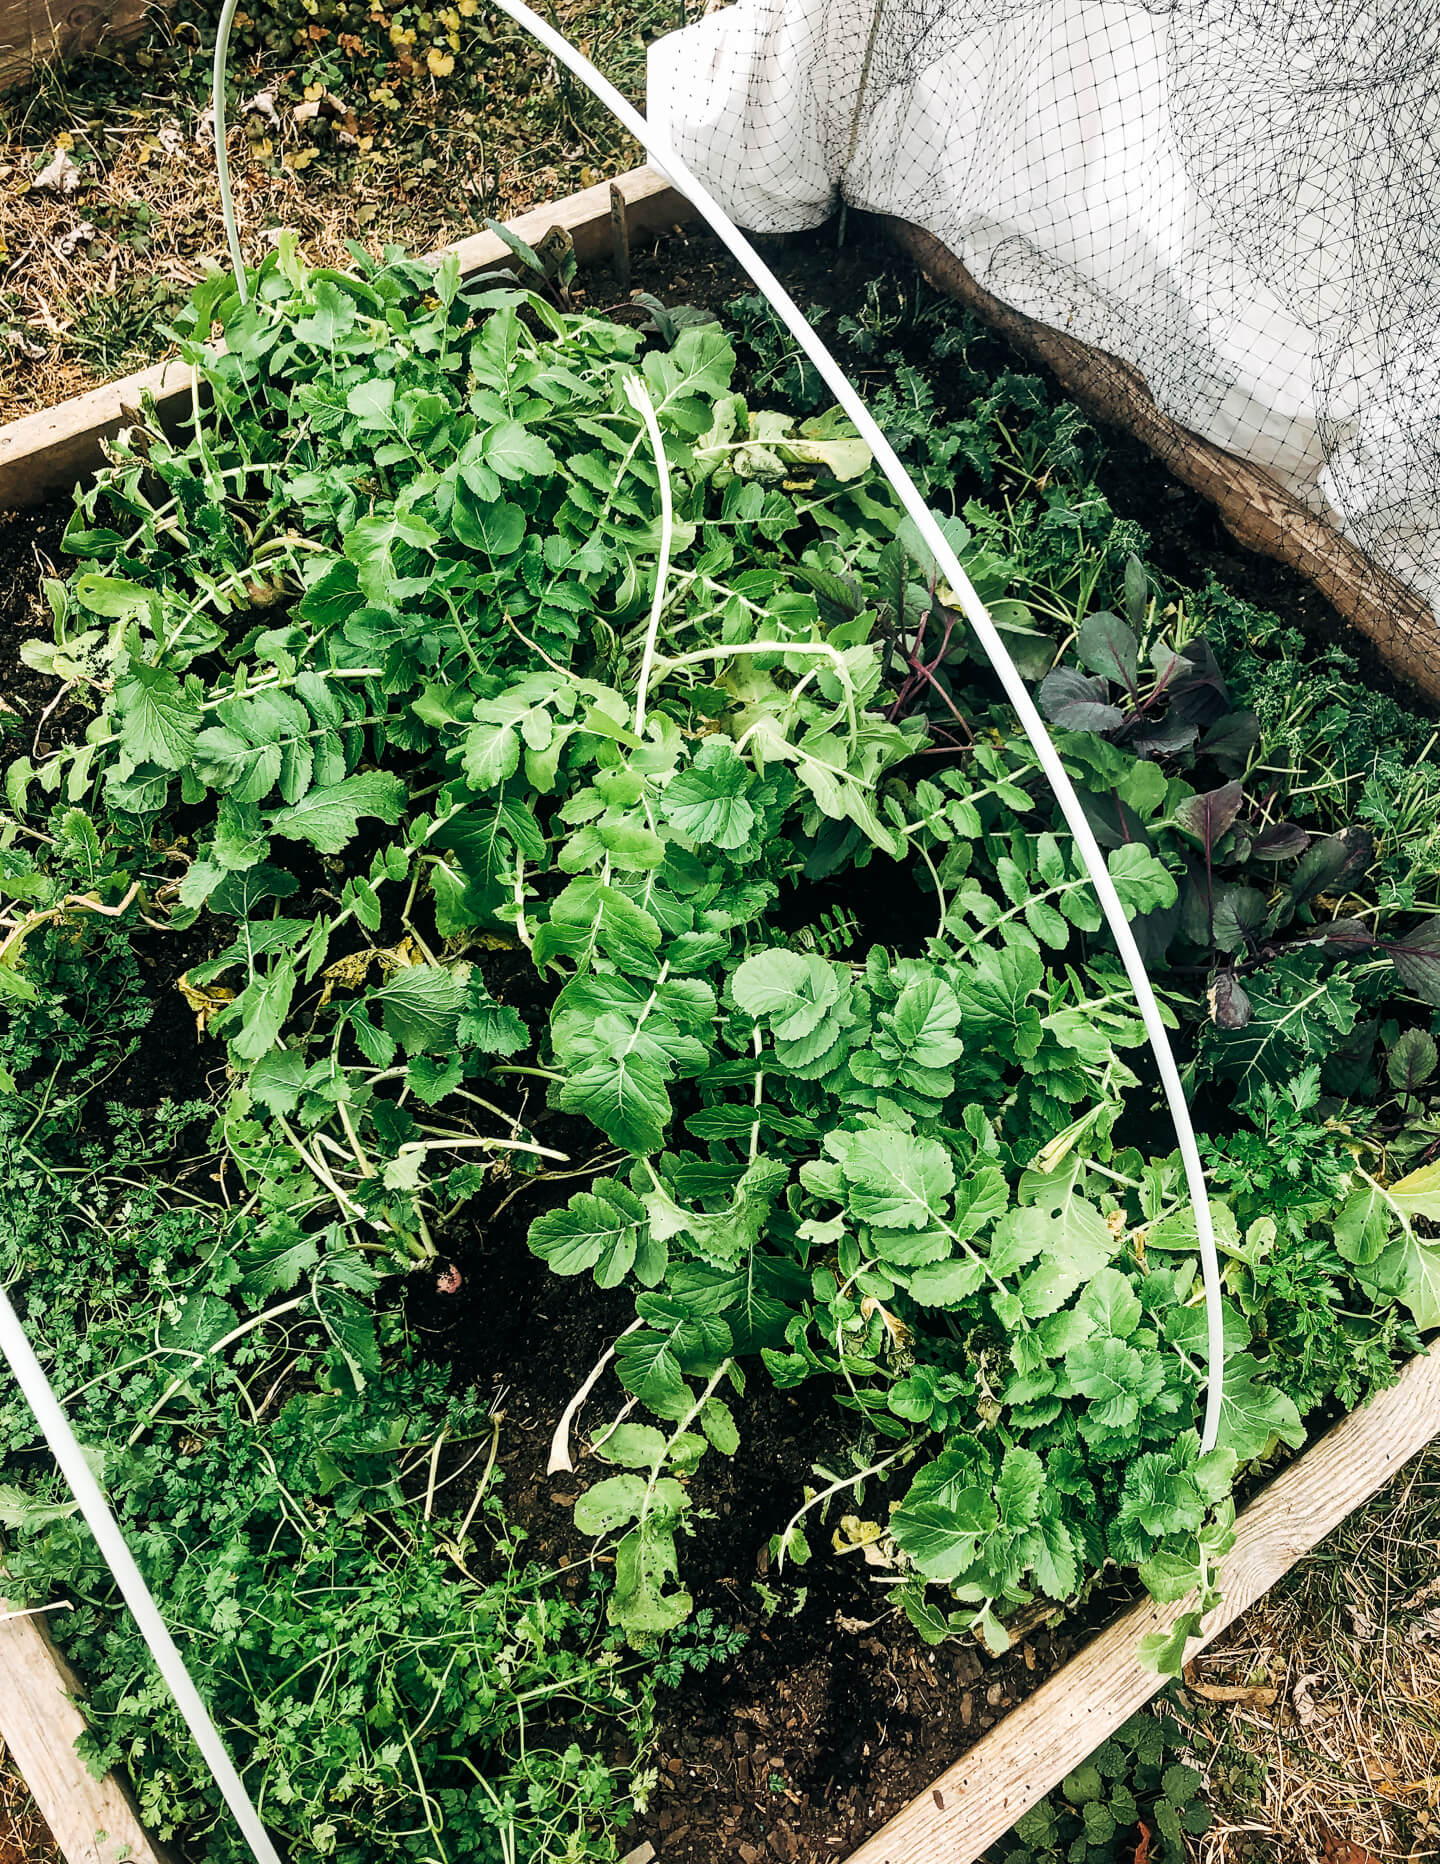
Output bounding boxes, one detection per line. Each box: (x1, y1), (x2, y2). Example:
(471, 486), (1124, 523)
(0, 0), (149, 92)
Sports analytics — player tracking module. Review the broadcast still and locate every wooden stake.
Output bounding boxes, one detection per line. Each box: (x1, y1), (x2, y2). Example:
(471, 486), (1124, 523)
(0, 0), (152, 92)
(610, 182), (632, 294)
(843, 1340), (1440, 1864)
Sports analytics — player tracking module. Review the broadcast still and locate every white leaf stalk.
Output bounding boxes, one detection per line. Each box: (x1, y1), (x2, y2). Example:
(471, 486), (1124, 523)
(214, 0), (248, 302)
(624, 372), (675, 738)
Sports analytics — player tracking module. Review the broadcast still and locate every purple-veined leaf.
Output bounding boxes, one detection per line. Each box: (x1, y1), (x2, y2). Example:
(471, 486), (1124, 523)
(1173, 780), (1243, 855)
(1388, 919), (1440, 1005)
(1248, 820), (1309, 862)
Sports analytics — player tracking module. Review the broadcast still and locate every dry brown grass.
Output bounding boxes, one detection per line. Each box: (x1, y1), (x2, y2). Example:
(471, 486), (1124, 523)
(1, 124), (504, 418)
(1174, 1445), (1440, 1864)
(0, 1739), (58, 1864)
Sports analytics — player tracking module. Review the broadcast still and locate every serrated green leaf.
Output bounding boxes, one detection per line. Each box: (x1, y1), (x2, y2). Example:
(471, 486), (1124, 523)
(267, 771), (407, 854)
(115, 663), (201, 771)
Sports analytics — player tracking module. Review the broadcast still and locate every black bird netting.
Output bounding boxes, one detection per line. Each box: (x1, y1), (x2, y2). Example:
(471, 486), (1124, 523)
(648, 0), (1440, 689)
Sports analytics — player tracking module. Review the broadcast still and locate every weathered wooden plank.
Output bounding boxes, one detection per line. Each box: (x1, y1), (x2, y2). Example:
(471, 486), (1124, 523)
(844, 1340), (1440, 1864)
(0, 0), (150, 93)
(0, 1590), (167, 1863)
(884, 218), (1440, 704)
(0, 164), (691, 513)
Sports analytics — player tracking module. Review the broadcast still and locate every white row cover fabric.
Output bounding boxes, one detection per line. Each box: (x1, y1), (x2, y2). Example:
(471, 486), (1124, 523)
(648, 0), (1440, 618)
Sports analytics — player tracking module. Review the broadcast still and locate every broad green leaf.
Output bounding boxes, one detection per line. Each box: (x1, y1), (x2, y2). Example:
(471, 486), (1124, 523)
(991, 1186), (1118, 1317)
(1066, 1336), (1150, 1429)
(529, 1180), (649, 1284)
(313, 1284), (380, 1392)
(1213, 1357), (1306, 1461)
(890, 1486), (997, 1582)
(344, 508), (439, 602)
(293, 279), (357, 348)
(558, 1051), (671, 1157)
(115, 663), (201, 771)
(614, 1330), (690, 1418)
(219, 958), (297, 1065)
(477, 420), (558, 481)
(1362, 1228), (1440, 1330)
(451, 485), (526, 557)
(611, 1519), (692, 1636)
(699, 1397), (740, 1456)
(74, 572), (159, 625)
(247, 1048), (307, 1115)
(642, 324), (736, 434)
(834, 1128), (955, 1231)
(1107, 842), (1179, 916)
(659, 739), (757, 851)
(995, 1446), (1044, 1527)
(906, 1257), (986, 1307)
(950, 944), (1044, 1058)
(372, 966), (466, 1054)
(267, 771), (407, 854)
(594, 1424), (667, 1467)
(456, 979), (528, 1056)
(1205, 950), (1359, 1099)
(732, 948), (840, 1040)
(463, 720), (521, 789)
(885, 976), (965, 1070)
(237, 1224), (320, 1295)
(1374, 1159), (1440, 1223)
(1021, 1509), (1078, 1599)
(574, 1474), (646, 1536)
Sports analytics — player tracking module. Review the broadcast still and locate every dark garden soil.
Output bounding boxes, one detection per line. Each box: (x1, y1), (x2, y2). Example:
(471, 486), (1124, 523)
(409, 1148), (1126, 1864)
(0, 504), (70, 729)
(0, 222), (1425, 1864)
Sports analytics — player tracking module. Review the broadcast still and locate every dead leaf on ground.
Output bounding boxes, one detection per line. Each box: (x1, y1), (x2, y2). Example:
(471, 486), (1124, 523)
(157, 122), (185, 157)
(1399, 1570), (1440, 1613)
(1344, 1578), (1380, 1640)
(1406, 1605), (1440, 1644)
(1293, 1671), (1327, 1726)
(53, 221), (96, 259)
(30, 148), (81, 195)
(243, 91), (281, 129)
(1320, 1825), (1383, 1863)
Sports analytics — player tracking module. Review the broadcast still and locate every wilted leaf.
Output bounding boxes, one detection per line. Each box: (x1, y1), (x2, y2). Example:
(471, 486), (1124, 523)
(1208, 972), (1251, 1029)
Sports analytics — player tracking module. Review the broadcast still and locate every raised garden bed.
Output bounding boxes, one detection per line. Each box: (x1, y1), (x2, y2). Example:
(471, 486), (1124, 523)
(3, 168), (1440, 1864)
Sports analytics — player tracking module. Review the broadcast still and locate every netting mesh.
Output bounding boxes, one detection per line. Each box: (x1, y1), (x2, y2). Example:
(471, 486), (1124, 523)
(648, 0), (1440, 683)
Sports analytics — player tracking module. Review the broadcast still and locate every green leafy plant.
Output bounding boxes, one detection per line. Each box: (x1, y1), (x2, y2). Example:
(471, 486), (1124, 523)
(986, 1707), (1210, 1862)
(5, 230), (1440, 1864)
